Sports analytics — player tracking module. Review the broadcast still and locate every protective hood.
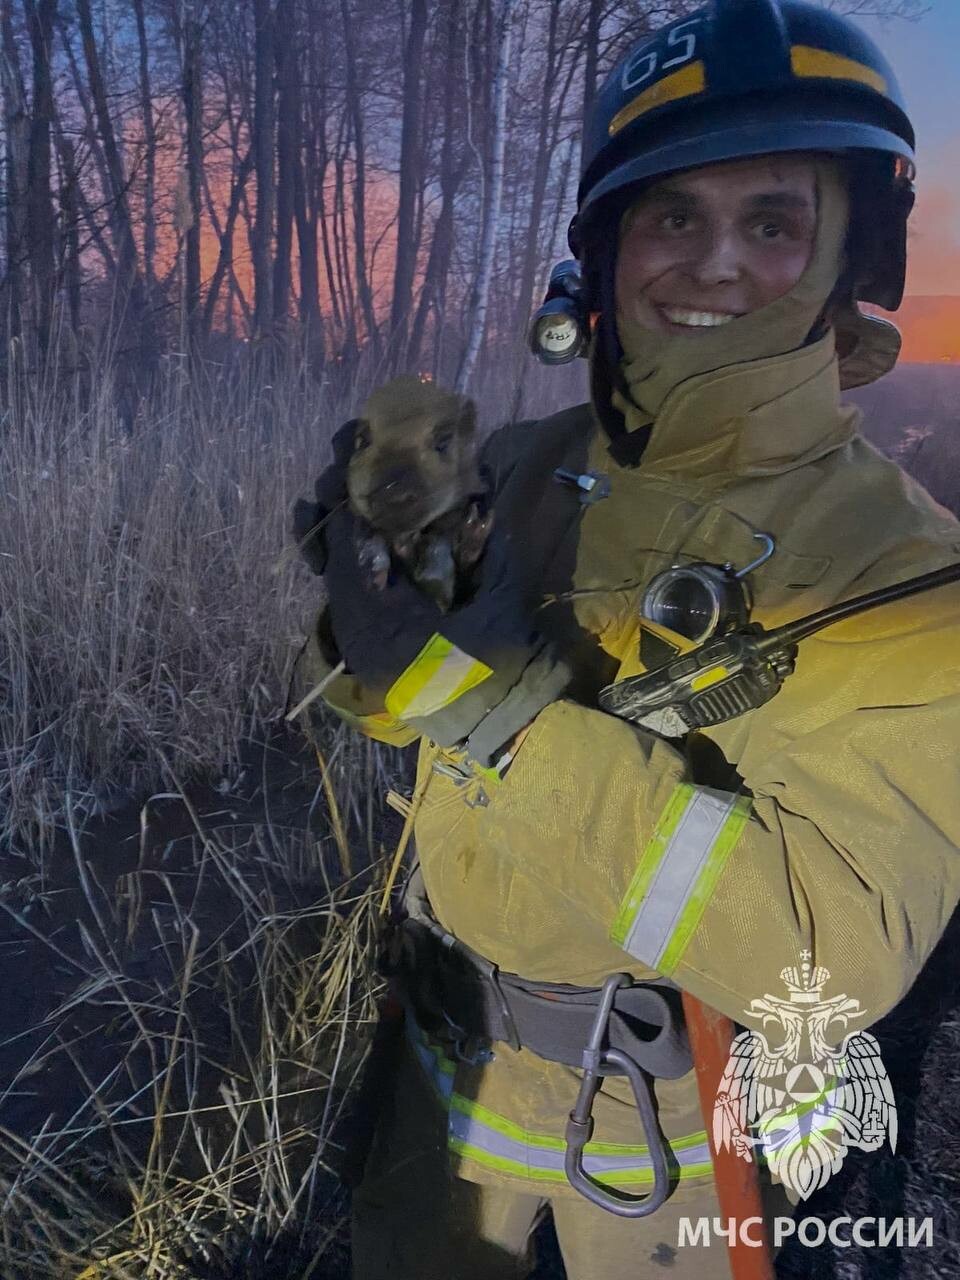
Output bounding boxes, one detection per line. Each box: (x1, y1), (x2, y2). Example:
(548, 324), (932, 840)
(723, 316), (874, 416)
(606, 157), (901, 445)
(614, 157), (849, 426)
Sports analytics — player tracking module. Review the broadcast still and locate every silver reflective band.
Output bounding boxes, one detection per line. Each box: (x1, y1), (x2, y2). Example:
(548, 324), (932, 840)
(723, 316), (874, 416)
(448, 1104), (714, 1184)
(407, 1011), (714, 1185)
(612, 783), (751, 975)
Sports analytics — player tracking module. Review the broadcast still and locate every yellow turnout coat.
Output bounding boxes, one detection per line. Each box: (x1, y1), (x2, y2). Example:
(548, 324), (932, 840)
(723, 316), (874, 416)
(303, 330), (960, 1198)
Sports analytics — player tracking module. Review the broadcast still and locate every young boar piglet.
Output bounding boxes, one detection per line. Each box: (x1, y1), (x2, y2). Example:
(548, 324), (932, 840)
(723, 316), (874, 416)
(346, 376), (494, 611)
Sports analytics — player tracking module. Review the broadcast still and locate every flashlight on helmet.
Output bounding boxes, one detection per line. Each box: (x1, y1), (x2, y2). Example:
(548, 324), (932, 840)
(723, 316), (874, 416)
(529, 260), (590, 366)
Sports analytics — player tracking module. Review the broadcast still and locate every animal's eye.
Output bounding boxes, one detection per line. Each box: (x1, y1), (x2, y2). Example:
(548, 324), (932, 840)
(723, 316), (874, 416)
(354, 425), (371, 451)
(433, 431), (454, 455)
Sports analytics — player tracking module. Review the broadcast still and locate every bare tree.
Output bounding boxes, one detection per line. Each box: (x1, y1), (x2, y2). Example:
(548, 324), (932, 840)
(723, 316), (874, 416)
(74, 0), (153, 370)
(272, 0), (295, 332)
(23, 0), (56, 359)
(1, 0), (29, 345)
(339, 0), (380, 361)
(388, 0), (428, 368)
(456, 0), (517, 392)
(251, 0), (275, 336)
(132, 0), (156, 300)
(407, 0), (472, 373)
(581, 0), (601, 127)
(291, 5), (324, 366)
(0, 0), (930, 384)
(181, 1), (204, 348)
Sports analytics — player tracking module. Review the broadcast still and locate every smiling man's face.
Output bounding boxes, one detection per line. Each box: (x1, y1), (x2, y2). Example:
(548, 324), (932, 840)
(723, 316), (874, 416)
(614, 154), (821, 336)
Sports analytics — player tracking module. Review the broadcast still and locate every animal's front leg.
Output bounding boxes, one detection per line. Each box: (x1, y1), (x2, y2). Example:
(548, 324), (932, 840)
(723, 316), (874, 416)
(411, 533), (457, 611)
(354, 518), (391, 591)
(455, 501), (495, 570)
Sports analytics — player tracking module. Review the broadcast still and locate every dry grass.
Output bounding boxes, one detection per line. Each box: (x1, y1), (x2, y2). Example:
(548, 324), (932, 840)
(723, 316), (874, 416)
(0, 734), (399, 1279)
(0, 349), (417, 1276)
(0, 348), (357, 859)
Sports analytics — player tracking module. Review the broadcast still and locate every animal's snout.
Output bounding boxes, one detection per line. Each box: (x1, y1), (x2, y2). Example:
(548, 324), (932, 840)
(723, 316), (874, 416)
(374, 464), (421, 505)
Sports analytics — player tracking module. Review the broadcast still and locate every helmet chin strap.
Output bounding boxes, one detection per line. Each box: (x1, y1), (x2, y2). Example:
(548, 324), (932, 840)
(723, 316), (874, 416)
(611, 156), (851, 431)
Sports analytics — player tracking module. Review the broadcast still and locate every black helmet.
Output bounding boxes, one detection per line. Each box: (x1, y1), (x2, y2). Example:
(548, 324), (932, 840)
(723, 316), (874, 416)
(572, 0), (916, 312)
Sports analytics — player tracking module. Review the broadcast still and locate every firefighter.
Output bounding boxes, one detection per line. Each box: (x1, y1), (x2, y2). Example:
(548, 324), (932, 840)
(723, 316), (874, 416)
(292, 1), (960, 1276)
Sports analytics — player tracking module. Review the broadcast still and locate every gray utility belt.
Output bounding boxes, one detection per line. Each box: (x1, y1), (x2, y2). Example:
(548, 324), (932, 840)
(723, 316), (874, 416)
(389, 906), (692, 1079)
(386, 889), (695, 1217)
(386, 901), (696, 1080)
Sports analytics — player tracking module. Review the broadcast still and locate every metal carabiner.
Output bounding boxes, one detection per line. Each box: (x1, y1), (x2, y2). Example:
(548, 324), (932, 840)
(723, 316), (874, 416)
(564, 973), (673, 1218)
(440, 1010), (495, 1066)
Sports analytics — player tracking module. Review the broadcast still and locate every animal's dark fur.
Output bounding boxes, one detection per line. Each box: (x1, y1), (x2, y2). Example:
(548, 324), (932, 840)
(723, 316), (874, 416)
(346, 377), (494, 609)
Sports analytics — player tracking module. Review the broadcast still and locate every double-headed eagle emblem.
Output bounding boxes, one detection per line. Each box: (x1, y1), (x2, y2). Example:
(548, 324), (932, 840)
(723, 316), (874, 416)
(714, 952), (896, 1201)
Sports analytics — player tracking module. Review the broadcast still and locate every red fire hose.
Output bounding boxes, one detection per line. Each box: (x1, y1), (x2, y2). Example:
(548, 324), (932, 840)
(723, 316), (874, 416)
(682, 992), (776, 1280)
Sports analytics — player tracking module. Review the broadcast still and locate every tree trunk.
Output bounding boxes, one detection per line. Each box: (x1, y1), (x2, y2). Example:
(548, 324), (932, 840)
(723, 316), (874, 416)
(317, 160), (342, 336)
(407, 0), (470, 372)
(57, 128), (81, 334)
(293, 156), (323, 366)
(581, 0), (601, 130)
(52, 109), (115, 277)
(132, 0), (156, 297)
(333, 115), (358, 358)
(74, 0), (153, 372)
(292, 78), (324, 368)
(272, 0), (296, 333)
(1, 0), (29, 346)
(252, 0), (275, 337)
(456, 0), (516, 394)
(511, 0), (559, 340)
(57, 16), (112, 233)
(24, 0), (57, 361)
(339, 0), (379, 361)
(182, 5), (203, 349)
(387, 0), (427, 367)
(202, 146), (255, 336)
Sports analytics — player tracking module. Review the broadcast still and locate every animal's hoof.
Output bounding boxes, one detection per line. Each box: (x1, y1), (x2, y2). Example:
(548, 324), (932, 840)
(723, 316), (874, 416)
(458, 507), (495, 568)
(392, 532), (419, 563)
(357, 533), (391, 591)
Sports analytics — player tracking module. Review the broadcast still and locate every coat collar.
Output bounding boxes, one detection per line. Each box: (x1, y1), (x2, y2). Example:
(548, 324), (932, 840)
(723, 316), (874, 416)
(604, 331), (860, 482)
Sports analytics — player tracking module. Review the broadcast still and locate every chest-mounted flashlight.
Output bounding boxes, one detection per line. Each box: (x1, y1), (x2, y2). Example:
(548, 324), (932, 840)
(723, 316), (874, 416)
(529, 260), (590, 365)
(641, 533), (776, 645)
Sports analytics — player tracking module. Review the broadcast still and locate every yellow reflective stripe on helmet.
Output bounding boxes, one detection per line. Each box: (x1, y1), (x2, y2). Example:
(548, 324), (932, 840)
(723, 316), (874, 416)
(608, 60), (706, 137)
(385, 633), (493, 720)
(406, 1009), (715, 1182)
(611, 783), (751, 976)
(791, 44), (888, 96)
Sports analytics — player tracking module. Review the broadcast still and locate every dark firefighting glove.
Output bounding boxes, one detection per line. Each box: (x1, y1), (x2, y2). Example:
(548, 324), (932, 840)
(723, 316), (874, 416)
(292, 419), (578, 768)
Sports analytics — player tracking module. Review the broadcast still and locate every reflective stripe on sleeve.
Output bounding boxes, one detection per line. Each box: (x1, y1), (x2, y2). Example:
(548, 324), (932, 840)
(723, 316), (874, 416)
(611, 782), (751, 975)
(385, 633), (493, 720)
(330, 706), (420, 746)
(406, 1012), (715, 1185)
